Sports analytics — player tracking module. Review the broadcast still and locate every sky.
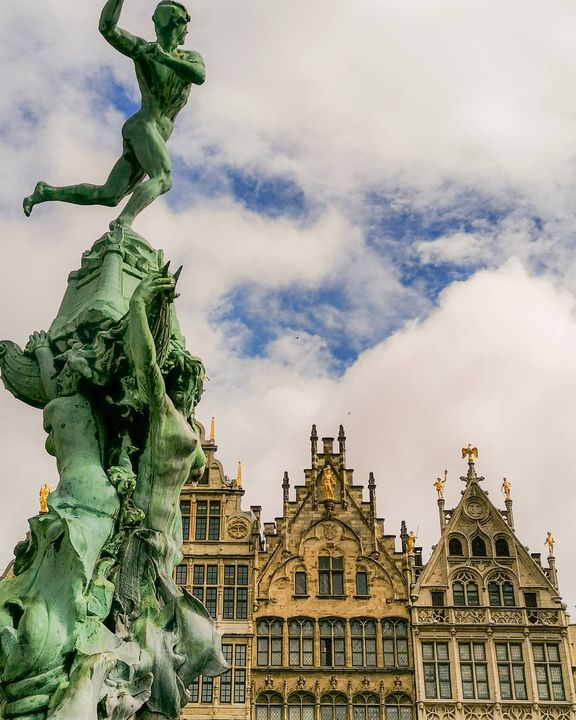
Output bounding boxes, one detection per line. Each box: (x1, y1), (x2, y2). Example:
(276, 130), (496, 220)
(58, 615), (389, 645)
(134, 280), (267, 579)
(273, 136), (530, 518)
(1, 0), (576, 611)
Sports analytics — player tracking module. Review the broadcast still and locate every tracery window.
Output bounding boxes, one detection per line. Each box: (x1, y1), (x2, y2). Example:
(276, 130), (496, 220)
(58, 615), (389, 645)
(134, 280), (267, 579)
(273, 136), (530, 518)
(382, 618), (409, 667)
(288, 692), (315, 720)
(487, 572), (515, 607)
(255, 692), (283, 720)
(288, 618), (314, 667)
(351, 618), (377, 667)
(320, 618), (346, 667)
(320, 693), (347, 720)
(452, 571), (479, 606)
(257, 619), (283, 666)
(384, 693), (413, 720)
(352, 693), (380, 720)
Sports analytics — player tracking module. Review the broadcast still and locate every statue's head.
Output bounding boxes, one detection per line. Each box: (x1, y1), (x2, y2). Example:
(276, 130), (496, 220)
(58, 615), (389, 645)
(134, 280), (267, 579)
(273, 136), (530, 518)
(153, 1), (190, 45)
(163, 339), (205, 418)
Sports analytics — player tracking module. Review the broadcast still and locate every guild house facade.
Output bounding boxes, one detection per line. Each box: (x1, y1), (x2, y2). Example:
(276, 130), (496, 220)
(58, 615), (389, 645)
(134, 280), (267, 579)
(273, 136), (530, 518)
(176, 427), (576, 720)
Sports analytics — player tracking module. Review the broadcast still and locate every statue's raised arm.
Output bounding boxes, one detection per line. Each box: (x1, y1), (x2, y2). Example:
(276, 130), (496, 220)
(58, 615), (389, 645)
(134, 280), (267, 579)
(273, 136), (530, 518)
(99, 0), (144, 58)
(23, 0), (205, 231)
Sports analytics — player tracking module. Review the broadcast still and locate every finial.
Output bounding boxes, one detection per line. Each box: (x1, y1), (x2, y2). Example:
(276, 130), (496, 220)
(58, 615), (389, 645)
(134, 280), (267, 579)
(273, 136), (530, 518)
(311, 424), (318, 440)
(368, 471), (376, 488)
(282, 471), (290, 487)
(501, 477), (511, 499)
(461, 444), (478, 463)
(282, 471), (290, 502)
(338, 425), (346, 440)
(310, 424), (318, 455)
(236, 461), (242, 488)
(209, 416), (215, 443)
(39, 484), (51, 514)
(545, 531), (555, 556)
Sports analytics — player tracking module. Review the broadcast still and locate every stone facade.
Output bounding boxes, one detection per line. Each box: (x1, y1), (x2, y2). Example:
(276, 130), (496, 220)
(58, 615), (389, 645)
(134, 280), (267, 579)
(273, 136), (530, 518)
(411, 458), (576, 720)
(177, 429), (576, 720)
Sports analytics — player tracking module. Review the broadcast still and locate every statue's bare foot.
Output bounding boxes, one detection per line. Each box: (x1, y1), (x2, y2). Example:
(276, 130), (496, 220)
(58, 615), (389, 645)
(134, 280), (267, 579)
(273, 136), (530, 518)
(109, 216), (133, 232)
(23, 181), (48, 217)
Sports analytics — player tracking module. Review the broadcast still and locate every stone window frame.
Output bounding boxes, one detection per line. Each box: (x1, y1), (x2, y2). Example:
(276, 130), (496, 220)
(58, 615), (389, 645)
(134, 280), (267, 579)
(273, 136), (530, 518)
(350, 617), (377, 668)
(288, 617), (315, 668)
(256, 617), (284, 667)
(382, 618), (409, 668)
(451, 569), (481, 607)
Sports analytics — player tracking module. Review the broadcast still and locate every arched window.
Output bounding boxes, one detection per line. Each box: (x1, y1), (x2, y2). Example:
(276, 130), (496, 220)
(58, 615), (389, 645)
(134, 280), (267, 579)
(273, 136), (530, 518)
(352, 693), (379, 720)
(448, 537), (464, 556)
(384, 693), (413, 719)
(351, 618), (377, 667)
(382, 618), (409, 667)
(320, 618), (346, 667)
(255, 692), (283, 720)
(320, 693), (347, 720)
(471, 536), (487, 557)
(288, 618), (314, 667)
(288, 692), (315, 720)
(487, 572), (515, 607)
(495, 537), (510, 557)
(257, 619), (283, 666)
(452, 572), (479, 606)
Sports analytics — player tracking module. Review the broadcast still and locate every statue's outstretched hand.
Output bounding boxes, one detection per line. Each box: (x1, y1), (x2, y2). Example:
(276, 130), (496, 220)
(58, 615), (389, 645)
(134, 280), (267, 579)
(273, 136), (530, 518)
(25, 330), (51, 356)
(130, 274), (176, 306)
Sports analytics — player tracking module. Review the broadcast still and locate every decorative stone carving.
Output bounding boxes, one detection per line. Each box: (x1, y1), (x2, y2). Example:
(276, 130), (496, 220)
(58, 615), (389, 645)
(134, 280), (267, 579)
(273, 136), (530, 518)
(228, 517), (250, 539)
(454, 608), (487, 623)
(423, 705), (457, 720)
(463, 705), (494, 720)
(500, 706), (533, 720)
(490, 609), (523, 624)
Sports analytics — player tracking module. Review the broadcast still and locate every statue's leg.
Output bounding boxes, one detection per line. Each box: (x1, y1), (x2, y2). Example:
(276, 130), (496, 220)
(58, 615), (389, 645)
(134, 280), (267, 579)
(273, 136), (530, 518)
(23, 156), (143, 217)
(112, 124), (172, 229)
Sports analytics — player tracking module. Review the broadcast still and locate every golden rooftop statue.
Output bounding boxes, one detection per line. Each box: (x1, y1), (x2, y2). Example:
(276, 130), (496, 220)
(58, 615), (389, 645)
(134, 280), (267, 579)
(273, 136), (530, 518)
(462, 444), (478, 463)
(39, 483), (51, 514)
(545, 531), (555, 556)
(406, 531), (417, 556)
(434, 469), (447, 499)
(501, 477), (512, 499)
(321, 465), (336, 501)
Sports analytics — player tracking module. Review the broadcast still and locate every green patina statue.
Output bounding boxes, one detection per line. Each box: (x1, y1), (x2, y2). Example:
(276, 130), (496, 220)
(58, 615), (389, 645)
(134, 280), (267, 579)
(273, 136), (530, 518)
(0, 2), (227, 718)
(23, 0), (205, 230)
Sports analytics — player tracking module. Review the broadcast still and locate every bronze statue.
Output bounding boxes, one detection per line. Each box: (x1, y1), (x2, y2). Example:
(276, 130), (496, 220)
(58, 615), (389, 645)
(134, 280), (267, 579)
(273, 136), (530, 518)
(23, 0), (205, 230)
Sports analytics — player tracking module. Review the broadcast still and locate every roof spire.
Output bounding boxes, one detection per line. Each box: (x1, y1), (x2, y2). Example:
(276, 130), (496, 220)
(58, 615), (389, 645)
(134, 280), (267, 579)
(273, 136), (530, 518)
(236, 461), (242, 488)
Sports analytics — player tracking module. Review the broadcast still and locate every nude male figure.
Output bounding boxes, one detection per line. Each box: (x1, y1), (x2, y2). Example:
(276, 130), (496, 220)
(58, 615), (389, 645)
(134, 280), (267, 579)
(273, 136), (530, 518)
(23, 0), (205, 230)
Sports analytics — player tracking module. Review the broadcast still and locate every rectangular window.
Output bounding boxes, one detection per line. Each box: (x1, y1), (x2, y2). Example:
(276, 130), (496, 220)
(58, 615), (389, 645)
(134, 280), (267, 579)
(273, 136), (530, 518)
(356, 571), (368, 596)
(188, 676), (214, 704)
(223, 564), (249, 619)
(496, 642), (527, 700)
(220, 643), (247, 704)
(431, 591), (445, 607)
(175, 564), (188, 586)
(422, 642), (452, 699)
(195, 501), (207, 540)
(318, 556), (344, 596)
(257, 619), (283, 667)
(295, 572), (307, 596)
(524, 592), (538, 608)
(192, 564), (218, 618)
(180, 500), (191, 541)
(459, 643), (489, 699)
(532, 643), (565, 701)
(209, 501), (221, 540)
